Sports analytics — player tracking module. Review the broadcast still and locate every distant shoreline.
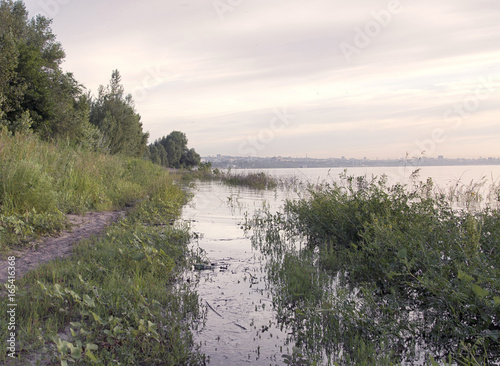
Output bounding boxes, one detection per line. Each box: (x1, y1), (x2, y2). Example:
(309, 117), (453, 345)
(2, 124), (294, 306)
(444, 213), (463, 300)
(204, 156), (500, 170)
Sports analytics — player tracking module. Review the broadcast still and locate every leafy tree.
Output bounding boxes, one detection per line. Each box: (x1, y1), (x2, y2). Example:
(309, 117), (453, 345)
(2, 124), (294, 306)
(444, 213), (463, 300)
(157, 143), (168, 167)
(149, 144), (161, 165)
(164, 131), (186, 168)
(0, 0), (102, 146)
(0, 1), (65, 128)
(148, 142), (169, 166)
(148, 131), (200, 168)
(0, 1), (26, 128)
(90, 70), (149, 157)
(181, 148), (201, 167)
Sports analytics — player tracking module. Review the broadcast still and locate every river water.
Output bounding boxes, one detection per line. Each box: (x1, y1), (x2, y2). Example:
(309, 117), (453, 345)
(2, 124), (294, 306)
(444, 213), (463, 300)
(182, 181), (293, 365)
(181, 165), (500, 365)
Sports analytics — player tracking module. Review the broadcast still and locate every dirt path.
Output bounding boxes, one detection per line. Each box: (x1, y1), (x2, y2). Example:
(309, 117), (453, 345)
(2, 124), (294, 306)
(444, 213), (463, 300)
(0, 211), (124, 283)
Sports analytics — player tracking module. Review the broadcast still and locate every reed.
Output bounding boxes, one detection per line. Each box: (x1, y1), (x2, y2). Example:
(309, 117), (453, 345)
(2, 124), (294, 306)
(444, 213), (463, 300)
(181, 166), (279, 190)
(251, 172), (500, 365)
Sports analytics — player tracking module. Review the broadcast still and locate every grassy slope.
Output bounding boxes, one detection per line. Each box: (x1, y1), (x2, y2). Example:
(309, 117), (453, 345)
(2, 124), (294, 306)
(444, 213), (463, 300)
(1, 129), (173, 252)
(0, 131), (205, 365)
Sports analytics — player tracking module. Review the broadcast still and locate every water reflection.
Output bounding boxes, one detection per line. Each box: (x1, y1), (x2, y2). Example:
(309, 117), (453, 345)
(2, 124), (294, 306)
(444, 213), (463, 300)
(181, 166), (500, 365)
(182, 181), (292, 366)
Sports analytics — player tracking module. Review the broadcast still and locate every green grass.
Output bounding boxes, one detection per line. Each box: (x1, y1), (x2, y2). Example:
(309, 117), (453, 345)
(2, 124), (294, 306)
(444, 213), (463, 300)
(1, 211), (205, 365)
(0, 130), (206, 364)
(179, 164), (278, 190)
(251, 172), (500, 365)
(0, 129), (175, 253)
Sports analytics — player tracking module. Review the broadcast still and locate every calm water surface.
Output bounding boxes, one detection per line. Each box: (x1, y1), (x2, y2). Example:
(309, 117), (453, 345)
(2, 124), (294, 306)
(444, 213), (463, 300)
(182, 181), (294, 366)
(182, 166), (500, 365)
(234, 165), (500, 188)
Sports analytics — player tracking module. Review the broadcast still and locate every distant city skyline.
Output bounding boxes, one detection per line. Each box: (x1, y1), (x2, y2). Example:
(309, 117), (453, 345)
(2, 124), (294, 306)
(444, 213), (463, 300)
(203, 154), (500, 170)
(23, 0), (500, 160)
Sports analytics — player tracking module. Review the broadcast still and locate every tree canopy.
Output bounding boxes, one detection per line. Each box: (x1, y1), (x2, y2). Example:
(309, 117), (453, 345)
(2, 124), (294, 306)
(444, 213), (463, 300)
(147, 131), (200, 169)
(90, 70), (149, 157)
(0, 0), (200, 165)
(0, 0), (98, 143)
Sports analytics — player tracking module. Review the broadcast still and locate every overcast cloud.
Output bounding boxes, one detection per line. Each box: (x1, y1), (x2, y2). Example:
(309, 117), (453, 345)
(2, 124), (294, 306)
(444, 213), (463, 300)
(23, 0), (500, 159)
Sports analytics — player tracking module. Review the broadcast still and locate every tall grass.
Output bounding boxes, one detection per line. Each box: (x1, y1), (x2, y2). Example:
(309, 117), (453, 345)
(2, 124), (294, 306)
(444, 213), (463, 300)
(180, 165), (279, 190)
(0, 129), (172, 252)
(251, 172), (500, 365)
(0, 129), (206, 364)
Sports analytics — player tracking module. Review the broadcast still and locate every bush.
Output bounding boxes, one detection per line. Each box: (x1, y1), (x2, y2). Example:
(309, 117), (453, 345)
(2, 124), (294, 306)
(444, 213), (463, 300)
(252, 173), (500, 364)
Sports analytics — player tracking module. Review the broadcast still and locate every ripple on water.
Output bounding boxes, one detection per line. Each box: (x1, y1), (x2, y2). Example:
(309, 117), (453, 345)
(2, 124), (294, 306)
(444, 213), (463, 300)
(182, 182), (291, 366)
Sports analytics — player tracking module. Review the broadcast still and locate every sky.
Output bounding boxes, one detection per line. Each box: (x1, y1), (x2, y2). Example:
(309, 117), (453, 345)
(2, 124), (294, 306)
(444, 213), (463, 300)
(23, 0), (500, 159)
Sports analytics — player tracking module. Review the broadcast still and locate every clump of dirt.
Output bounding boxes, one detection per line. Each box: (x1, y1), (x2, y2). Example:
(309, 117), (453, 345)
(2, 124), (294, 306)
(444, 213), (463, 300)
(0, 211), (124, 283)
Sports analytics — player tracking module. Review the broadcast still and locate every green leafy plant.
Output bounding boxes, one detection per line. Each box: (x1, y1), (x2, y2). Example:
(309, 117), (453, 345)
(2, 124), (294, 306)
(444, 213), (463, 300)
(251, 172), (500, 364)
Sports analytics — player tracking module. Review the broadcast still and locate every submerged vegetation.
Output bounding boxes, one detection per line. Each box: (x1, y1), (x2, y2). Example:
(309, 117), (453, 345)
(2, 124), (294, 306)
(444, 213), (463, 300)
(250, 172), (500, 365)
(218, 170), (278, 190)
(179, 163), (280, 190)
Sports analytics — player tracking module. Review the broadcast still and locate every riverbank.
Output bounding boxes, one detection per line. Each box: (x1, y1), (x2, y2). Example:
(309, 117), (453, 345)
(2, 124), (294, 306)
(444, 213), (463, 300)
(1, 196), (205, 365)
(0, 131), (205, 365)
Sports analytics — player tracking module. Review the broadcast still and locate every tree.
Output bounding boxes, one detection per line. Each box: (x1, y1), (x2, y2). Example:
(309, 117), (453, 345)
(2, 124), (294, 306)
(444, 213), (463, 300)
(164, 131), (187, 168)
(0, 1), (27, 129)
(181, 148), (201, 167)
(0, 0), (100, 145)
(149, 144), (161, 165)
(149, 130), (200, 168)
(90, 70), (149, 157)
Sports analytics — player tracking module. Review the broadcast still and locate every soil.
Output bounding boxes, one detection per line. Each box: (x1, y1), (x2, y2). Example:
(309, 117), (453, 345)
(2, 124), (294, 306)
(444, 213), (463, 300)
(0, 211), (124, 284)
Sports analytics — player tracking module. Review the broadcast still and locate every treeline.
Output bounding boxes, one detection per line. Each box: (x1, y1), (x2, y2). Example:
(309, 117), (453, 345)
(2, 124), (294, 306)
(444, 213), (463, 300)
(0, 0), (199, 167)
(147, 131), (200, 169)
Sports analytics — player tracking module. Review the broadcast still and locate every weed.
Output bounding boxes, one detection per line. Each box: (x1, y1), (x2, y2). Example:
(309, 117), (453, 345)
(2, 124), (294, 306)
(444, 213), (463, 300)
(0, 130), (180, 252)
(251, 172), (500, 365)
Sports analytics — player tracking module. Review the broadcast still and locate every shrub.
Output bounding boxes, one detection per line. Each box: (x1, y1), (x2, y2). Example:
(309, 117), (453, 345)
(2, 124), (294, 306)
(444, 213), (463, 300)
(252, 173), (500, 364)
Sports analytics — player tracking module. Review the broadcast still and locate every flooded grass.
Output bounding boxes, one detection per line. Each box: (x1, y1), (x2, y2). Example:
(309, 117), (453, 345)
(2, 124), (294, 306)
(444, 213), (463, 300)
(249, 172), (500, 365)
(178, 165), (279, 191)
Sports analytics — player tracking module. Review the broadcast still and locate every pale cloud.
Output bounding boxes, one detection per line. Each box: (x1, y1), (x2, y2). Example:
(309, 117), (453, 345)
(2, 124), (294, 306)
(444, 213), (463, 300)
(22, 0), (500, 159)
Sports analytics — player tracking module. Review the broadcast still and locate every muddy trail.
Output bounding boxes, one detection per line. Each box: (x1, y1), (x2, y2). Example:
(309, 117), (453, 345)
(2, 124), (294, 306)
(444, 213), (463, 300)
(0, 211), (124, 284)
